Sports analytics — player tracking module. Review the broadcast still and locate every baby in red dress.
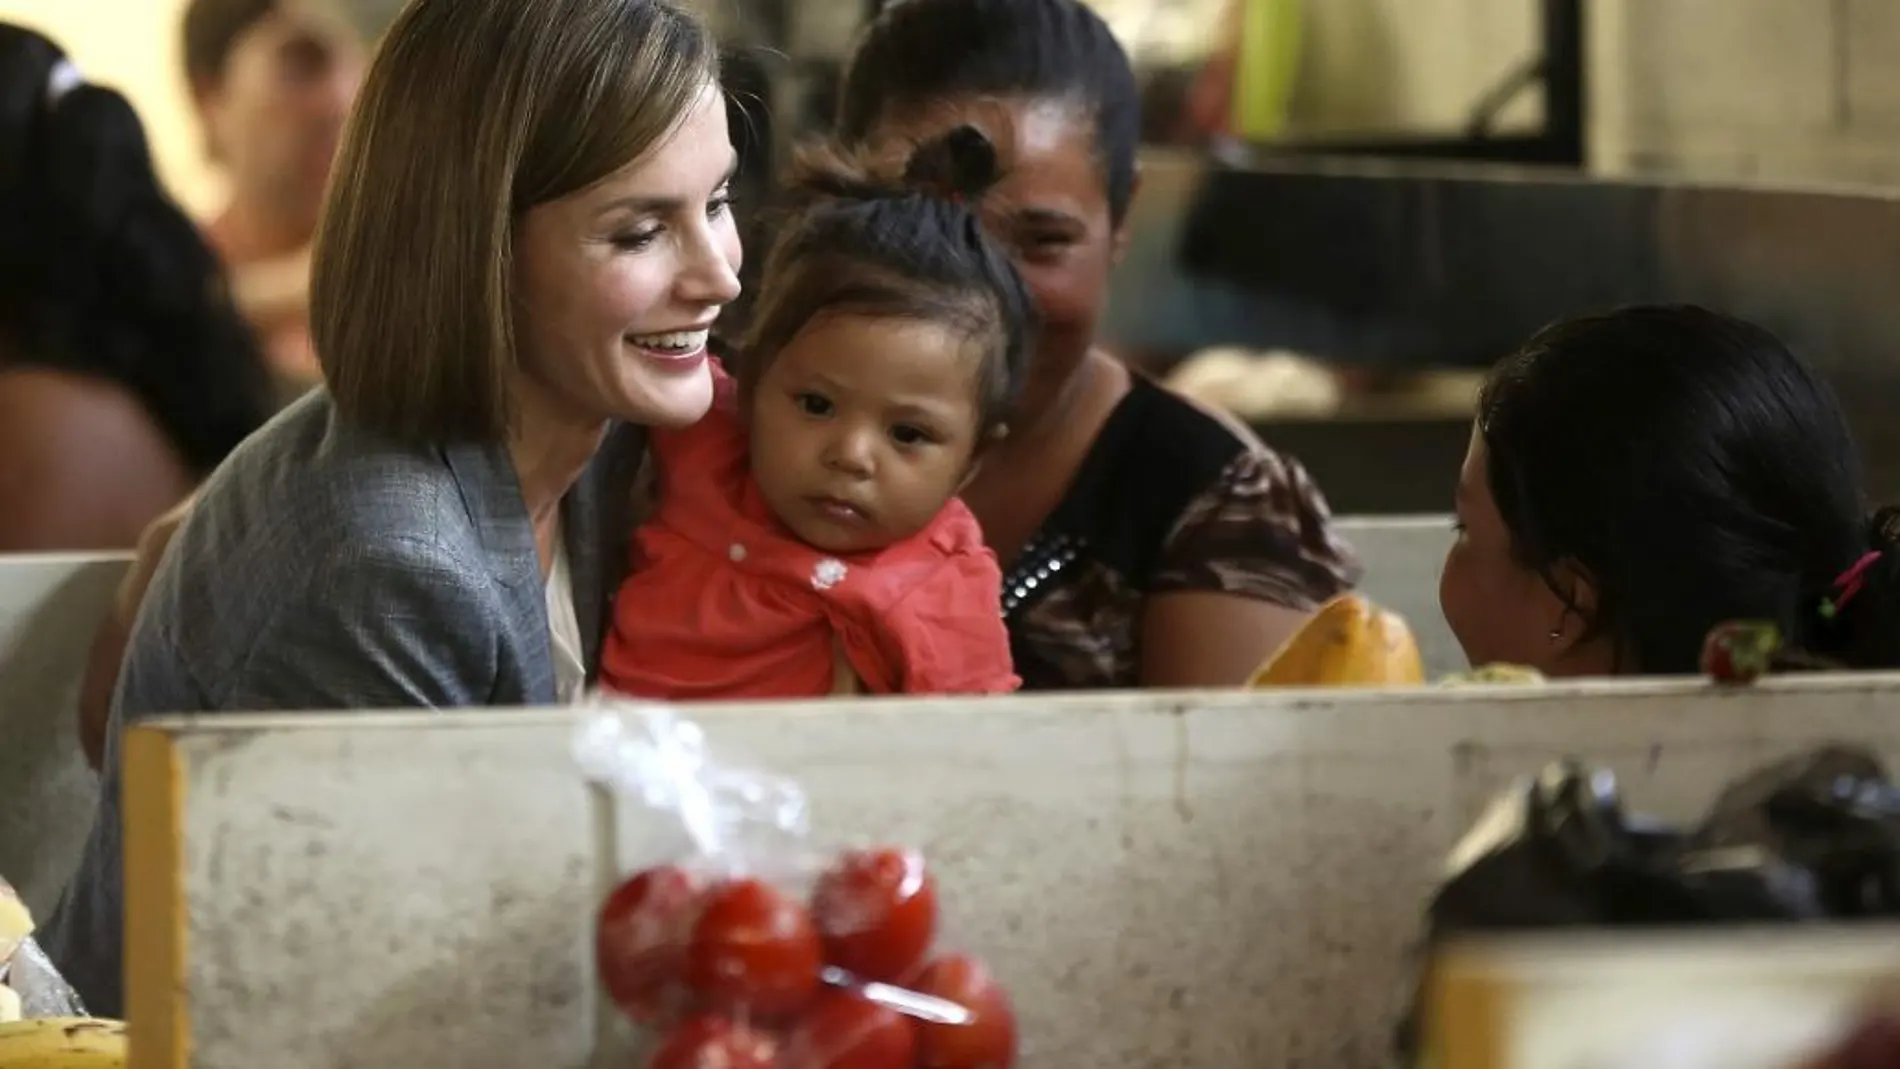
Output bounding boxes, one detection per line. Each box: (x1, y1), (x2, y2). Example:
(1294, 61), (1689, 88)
(599, 126), (1035, 700)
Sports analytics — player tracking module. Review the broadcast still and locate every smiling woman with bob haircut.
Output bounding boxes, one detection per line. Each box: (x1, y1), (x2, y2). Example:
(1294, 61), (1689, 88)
(42, 0), (743, 1016)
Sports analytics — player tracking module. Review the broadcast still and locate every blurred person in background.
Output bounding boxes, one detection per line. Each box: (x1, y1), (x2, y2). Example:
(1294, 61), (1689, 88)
(1, 23), (276, 770)
(64, 0), (374, 762)
(0, 22), (274, 560)
(183, 0), (368, 391)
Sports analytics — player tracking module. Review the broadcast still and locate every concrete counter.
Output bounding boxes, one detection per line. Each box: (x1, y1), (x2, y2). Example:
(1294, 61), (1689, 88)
(122, 675), (1900, 1068)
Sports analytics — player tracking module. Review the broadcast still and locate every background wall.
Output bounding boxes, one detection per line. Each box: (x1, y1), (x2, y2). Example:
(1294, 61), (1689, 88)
(1289, 0), (1543, 137)
(1592, 0), (1900, 188)
(7, 0), (1900, 222)
(1286, 0), (1900, 189)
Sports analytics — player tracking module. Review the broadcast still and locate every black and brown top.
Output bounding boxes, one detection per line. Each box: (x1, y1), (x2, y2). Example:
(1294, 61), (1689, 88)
(1003, 375), (1361, 690)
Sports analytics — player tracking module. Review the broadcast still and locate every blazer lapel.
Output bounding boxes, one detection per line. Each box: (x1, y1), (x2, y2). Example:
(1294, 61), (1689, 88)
(442, 438), (555, 705)
(565, 422), (649, 681)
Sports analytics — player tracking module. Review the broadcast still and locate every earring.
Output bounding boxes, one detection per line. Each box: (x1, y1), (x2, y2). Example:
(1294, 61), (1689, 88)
(1548, 626), (1563, 642)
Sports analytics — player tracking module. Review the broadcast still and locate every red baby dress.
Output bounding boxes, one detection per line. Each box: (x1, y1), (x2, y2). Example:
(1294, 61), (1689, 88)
(598, 370), (1019, 700)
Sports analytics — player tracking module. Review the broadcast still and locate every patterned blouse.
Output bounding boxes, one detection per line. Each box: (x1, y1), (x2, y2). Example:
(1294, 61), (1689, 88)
(1004, 375), (1361, 690)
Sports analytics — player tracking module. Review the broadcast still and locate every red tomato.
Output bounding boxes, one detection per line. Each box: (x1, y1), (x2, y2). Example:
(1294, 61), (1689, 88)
(647, 1014), (779, 1069)
(779, 990), (917, 1069)
(1699, 619), (1781, 684)
(597, 865), (705, 1024)
(811, 847), (938, 983)
(912, 954), (1017, 1069)
(686, 877), (823, 1018)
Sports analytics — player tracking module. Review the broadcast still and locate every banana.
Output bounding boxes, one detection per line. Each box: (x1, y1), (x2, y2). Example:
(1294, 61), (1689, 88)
(0, 1017), (126, 1067)
(0, 982), (20, 1023)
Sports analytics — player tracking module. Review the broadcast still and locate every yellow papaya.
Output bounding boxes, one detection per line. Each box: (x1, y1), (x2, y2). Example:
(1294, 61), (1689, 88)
(1247, 593), (1425, 688)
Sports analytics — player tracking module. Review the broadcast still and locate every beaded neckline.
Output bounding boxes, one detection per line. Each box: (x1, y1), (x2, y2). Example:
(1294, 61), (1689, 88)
(1001, 531), (1082, 619)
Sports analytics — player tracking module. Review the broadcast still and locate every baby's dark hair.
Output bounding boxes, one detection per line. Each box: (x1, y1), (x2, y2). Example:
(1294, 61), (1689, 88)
(740, 124), (1036, 437)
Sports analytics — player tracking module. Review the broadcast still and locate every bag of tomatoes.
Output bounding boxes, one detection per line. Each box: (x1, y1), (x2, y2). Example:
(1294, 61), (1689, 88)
(573, 707), (1020, 1069)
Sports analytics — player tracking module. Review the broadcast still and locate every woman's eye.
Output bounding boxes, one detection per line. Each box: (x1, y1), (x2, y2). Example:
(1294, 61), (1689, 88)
(708, 191), (734, 219)
(614, 228), (660, 252)
(890, 424), (933, 446)
(795, 393), (832, 416)
(1018, 232), (1074, 260)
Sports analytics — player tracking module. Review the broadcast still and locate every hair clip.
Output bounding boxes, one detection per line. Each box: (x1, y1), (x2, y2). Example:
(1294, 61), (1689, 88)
(45, 59), (85, 107)
(1819, 550), (1883, 620)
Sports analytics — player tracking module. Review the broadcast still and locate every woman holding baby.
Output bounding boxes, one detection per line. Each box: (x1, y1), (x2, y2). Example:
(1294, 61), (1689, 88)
(52, 0), (1355, 1014)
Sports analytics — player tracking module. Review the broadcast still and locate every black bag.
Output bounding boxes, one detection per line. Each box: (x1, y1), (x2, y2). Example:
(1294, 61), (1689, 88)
(1394, 745), (1900, 1063)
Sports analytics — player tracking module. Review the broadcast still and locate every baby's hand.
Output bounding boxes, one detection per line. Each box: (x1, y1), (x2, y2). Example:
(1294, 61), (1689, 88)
(828, 635), (863, 697)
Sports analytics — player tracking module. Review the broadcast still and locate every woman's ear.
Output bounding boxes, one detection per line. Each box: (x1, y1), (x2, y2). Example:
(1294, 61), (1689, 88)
(1550, 558), (1598, 619)
(1539, 558), (1594, 637)
(1542, 557), (1618, 672)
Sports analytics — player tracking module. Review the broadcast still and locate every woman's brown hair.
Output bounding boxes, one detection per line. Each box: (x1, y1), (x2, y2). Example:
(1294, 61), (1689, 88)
(311, 0), (713, 443)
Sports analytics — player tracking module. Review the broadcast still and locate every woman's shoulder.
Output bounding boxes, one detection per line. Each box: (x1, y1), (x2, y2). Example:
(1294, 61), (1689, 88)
(187, 390), (496, 577)
(143, 394), (528, 709)
(0, 365), (173, 462)
(1119, 377), (1332, 515)
(1128, 382), (1361, 601)
(1058, 374), (1360, 597)
(0, 366), (195, 550)
(1126, 372), (1272, 458)
(1049, 374), (1271, 549)
(1070, 374), (1260, 502)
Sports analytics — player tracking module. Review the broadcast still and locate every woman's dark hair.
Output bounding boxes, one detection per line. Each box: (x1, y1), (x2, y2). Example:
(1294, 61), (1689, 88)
(0, 23), (272, 475)
(1478, 303), (1900, 673)
(741, 125), (1037, 436)
(835, 0), (1140, 224)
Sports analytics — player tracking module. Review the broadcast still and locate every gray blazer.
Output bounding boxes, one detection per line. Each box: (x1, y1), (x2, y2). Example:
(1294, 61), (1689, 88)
(39, 389), (648, 1017)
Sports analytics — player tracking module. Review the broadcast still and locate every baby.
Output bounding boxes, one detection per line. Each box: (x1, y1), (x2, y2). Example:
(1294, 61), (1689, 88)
(599, 126), (1035, 699)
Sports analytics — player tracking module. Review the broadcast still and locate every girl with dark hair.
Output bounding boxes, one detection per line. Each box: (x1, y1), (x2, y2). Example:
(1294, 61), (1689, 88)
(835, 0), (1360, 691)
(1440, 304), (1900, 677)
(600, 126), (1033, 698)
(0, 22), (274, 552)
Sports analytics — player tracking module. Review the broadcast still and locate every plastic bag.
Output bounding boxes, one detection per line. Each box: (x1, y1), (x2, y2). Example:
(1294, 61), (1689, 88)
(573, 703), (1019, 1069)
(0, 878), (86, 1022)
(0, 877), (122, 1068)
(1395, 746), (1900, 1064)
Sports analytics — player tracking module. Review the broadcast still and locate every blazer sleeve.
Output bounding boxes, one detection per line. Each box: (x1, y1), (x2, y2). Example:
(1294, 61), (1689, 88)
(129, 539), (503, 716)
